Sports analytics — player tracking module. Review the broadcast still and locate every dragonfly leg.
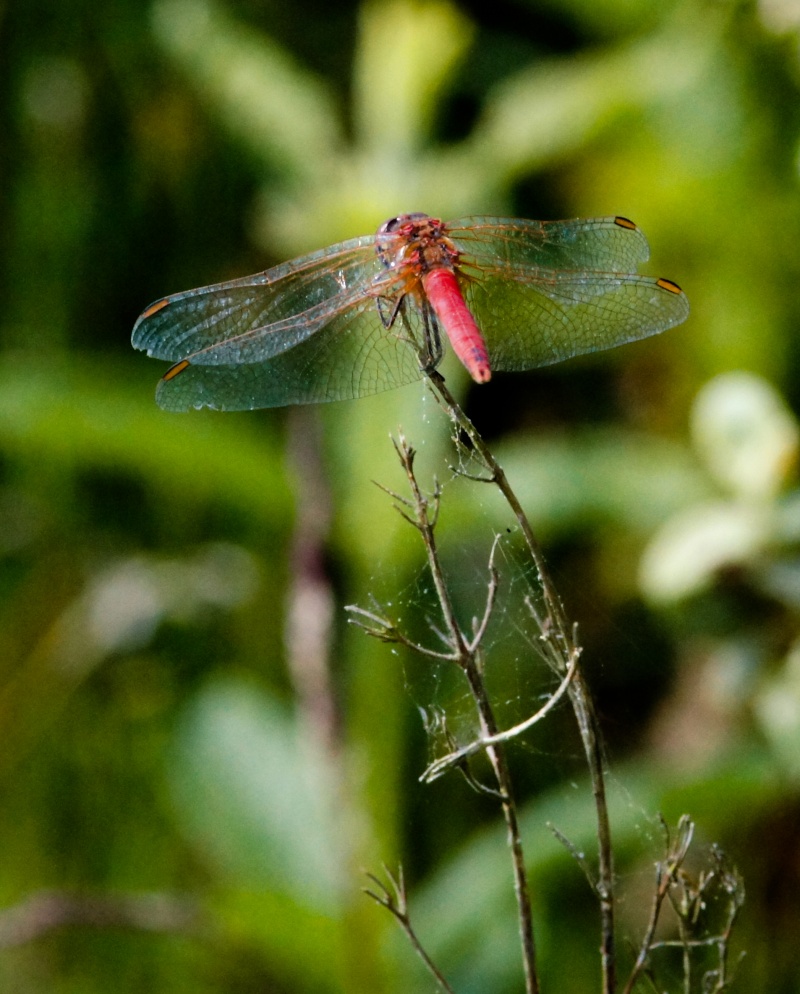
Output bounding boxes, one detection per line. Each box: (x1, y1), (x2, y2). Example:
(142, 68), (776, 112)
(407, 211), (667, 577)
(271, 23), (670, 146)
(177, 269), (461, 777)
(418, 298), (443, 372)
(377, 293), (404, 329)
(375, 293), (443, 373)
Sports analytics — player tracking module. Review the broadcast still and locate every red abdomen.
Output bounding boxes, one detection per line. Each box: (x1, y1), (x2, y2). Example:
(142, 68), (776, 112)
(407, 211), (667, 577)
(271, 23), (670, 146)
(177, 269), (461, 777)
(422, 268), (491, 383)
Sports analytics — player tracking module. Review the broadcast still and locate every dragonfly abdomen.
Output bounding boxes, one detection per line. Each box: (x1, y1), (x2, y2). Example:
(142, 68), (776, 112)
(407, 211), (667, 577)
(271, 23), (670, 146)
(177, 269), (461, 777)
(422, 268), (491, 383)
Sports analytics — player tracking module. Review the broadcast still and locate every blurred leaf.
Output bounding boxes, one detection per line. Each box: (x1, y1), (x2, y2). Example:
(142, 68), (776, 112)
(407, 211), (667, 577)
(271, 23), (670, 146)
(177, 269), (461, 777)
(526, 0), (675, 38)
(640, 373), (800, 603)
(0, 547), (259, 777)
(210, 888), (343, 994)
(170, 678), (343, 910)
(0, 354), (292, 524)
(354, 0), (474, 155)
(754, 640), (800, 782)
(639, 501), (769, 602)
(151, 0), (343, 180)
(691, 371), (799, 500)
(460, 13), (715, 183)
(473, 427), (713, 538)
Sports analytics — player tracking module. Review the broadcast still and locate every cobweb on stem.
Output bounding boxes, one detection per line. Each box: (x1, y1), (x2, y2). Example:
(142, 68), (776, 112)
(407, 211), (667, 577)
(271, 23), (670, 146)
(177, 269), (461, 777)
(353, 440), (580, 768)
(346, 368), (743, 994)
(349, 471), (580, 773)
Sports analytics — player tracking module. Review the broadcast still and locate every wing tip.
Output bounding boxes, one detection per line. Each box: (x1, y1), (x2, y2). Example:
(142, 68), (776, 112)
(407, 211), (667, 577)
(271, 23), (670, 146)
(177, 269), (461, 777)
(656, 276), (685, 295)
(655, 276), (690, 328)
(140, 297), (171, 320)
(161, 358), (191, 383)
(132, 298), (171, 350)
(154, 359), (195, 412)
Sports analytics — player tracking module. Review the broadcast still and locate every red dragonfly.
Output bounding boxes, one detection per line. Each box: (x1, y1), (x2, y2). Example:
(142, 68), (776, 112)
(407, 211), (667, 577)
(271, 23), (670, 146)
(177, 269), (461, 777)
(132, 213), (688, 410)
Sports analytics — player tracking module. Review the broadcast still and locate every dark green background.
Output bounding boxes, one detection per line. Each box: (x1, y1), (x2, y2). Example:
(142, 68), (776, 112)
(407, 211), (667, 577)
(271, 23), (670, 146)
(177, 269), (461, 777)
(0, 0), (799, 990)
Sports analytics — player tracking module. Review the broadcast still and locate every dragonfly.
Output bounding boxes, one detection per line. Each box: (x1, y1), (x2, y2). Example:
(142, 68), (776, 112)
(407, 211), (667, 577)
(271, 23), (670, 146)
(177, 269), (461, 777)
(132, 213), (689, 411)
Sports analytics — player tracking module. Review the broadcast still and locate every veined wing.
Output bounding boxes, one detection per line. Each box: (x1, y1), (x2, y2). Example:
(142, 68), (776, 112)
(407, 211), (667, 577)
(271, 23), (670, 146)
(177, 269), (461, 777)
(131, 234), (381, 365)
(460, 266), (689, 371)
(154, 296), (429, 411)
(446, 216), (651, 273)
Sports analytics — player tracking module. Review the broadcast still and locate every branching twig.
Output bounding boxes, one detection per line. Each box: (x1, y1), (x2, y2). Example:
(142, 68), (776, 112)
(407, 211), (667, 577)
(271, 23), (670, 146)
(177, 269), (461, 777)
(425, 369), (616, 994)
(346, 604), (457, 660)
(466, 535), (501, 654)
(422, 647), (580, 783)
(549, 823), (599, 892)
(364, 867), (457, 994)
(386, 429), (541, 994)
(622, 816), (695, 994)
(622, 817), (744, 994)
(352, 371), (743, 994)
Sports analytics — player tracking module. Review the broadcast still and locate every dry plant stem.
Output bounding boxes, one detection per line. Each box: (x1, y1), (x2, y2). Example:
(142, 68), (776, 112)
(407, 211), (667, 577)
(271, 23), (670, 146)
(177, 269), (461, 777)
(568, 669), (616, 994)
(713, 867), (745, 991)
(393, 433), (540, 994)
(622, 819), (743, 994)
(422, 649), (579, 781)
(667, 845), (744, 994)
(621, 816), (694, 994)
(364, 867), (457, 994)
(426, 369), (617, 994)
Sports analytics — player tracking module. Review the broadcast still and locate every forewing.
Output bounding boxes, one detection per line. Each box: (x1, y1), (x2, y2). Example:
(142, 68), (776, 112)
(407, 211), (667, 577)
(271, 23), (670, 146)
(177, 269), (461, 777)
(155, 297), (428, 411)
(461, 267), (689, 371)
(132, 234), (380, 364)
(446, 216), (651, 273)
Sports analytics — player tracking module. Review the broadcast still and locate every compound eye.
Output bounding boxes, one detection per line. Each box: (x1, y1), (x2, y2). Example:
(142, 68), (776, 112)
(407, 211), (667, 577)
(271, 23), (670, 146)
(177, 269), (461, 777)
(378, 215), (405, 235)
(377, 212), (430, 236)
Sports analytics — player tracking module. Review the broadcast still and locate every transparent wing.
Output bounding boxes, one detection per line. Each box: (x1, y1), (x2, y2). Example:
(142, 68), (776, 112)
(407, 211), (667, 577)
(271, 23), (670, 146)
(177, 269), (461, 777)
(461, 268), (689, 370)
(446, 216), (652, 273)
(155, 298), (428, 411)
(134, 214), (686, 410)
(131, 234), (380, 364)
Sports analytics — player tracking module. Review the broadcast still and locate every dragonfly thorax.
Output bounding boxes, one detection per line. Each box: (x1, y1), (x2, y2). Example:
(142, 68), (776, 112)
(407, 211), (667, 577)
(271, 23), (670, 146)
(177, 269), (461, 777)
(375, 213), (460, 282)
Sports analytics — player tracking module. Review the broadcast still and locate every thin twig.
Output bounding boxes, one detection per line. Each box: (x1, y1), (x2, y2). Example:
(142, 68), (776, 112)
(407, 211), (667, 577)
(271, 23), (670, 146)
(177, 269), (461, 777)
(425, 369), (616, 994)
(622, 818), (744, 994)
(548, 823), (598, 891)
(345, 605), (458, 660)
(364, 867), (457, 994)
(466, 535), (502, 653)
(422, 648), (579, 782)
(391, 430), (541, 994)
(622, 816), (694, 994)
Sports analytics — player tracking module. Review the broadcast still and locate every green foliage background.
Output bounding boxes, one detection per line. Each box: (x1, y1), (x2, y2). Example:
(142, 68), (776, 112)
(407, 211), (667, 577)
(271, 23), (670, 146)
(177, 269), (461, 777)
(1, 0), (799, 990)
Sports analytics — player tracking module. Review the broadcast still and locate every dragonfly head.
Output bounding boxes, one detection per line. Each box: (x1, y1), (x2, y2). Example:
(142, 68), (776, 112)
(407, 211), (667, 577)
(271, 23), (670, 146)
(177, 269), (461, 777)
(375, 213), (451, 274)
